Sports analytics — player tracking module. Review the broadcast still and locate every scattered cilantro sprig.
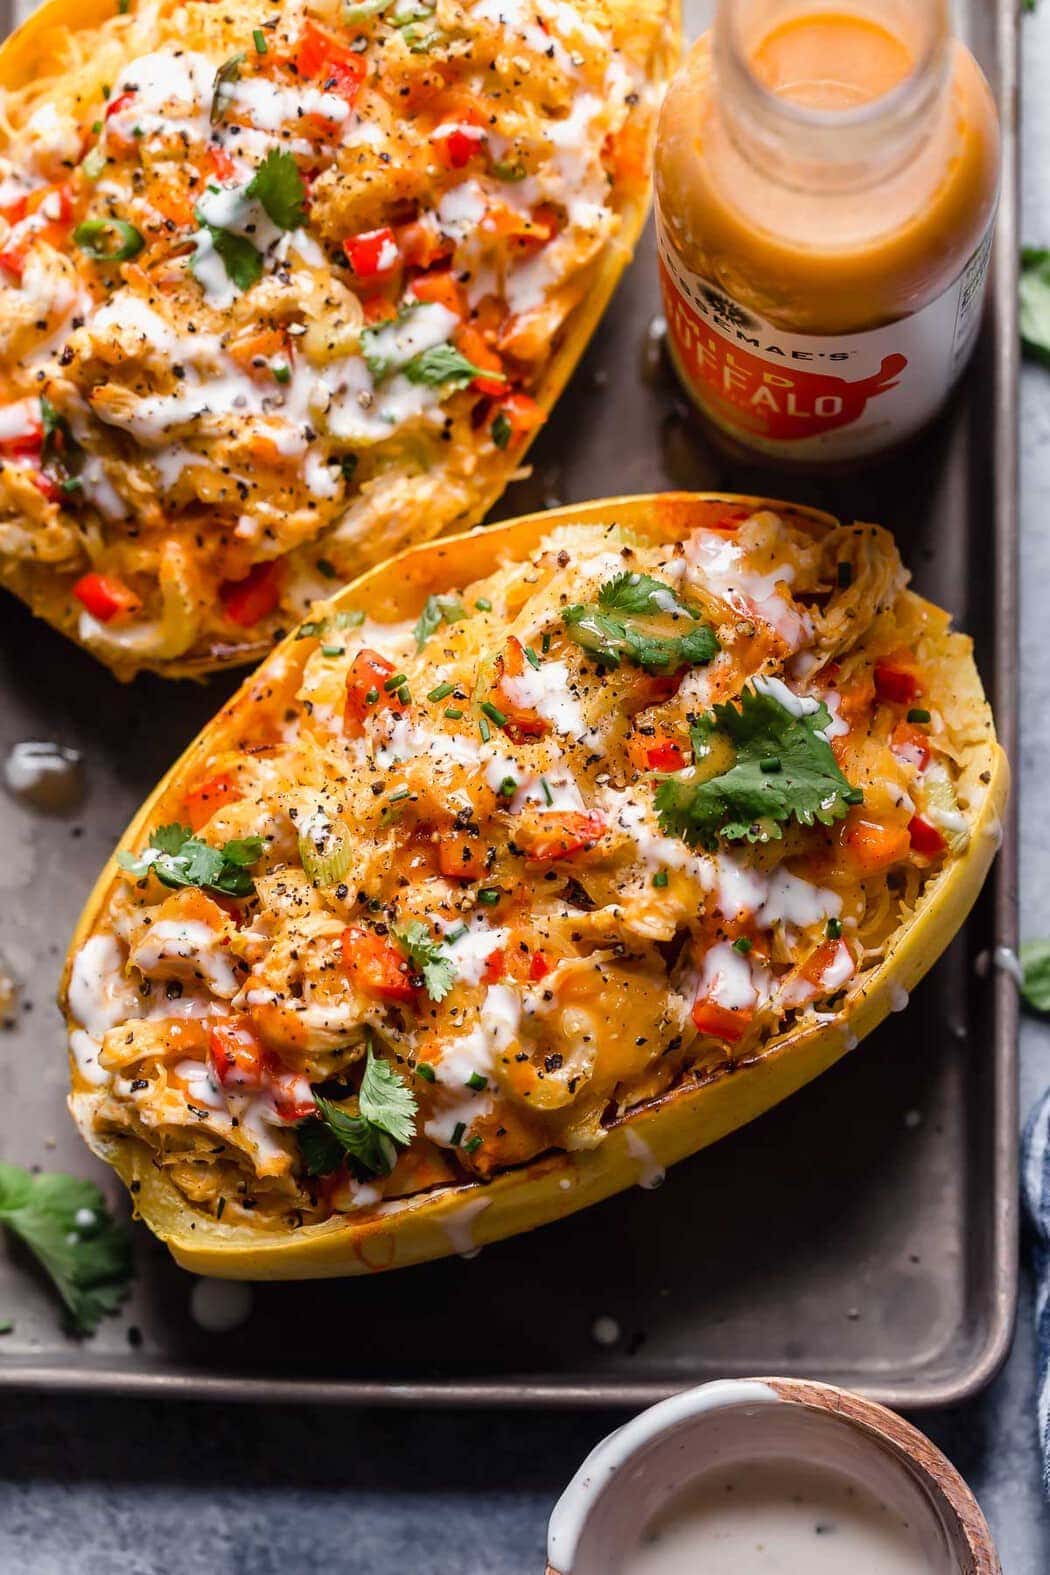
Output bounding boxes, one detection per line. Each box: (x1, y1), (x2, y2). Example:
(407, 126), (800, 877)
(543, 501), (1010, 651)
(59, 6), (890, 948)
(562, 572), (719, 675)
(193, 214), (263, 292)
(117, 823), (265, 897)
(394, 920), (455, 1001)
(0, 1162), (132, 1335)
(402, 343), (505, 391)
(654, 686), (862, 849)
(298, 1049), (418, 1178)
(413, 593), (467, 649)
(247, 149), (307, 231)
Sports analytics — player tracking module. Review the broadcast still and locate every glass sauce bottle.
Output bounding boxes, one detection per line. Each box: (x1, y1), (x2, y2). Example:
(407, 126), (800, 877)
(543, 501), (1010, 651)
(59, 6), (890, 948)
(655, 0), (1000, 465)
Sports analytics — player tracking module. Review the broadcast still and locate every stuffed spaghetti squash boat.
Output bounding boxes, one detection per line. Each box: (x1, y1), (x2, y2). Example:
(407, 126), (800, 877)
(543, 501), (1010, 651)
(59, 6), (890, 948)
(0, 0), (675, 678)
(61, 493), (1007, 1278)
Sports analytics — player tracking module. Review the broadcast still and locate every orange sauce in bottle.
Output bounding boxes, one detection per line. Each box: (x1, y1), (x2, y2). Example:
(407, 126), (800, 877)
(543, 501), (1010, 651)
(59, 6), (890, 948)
(655, 0), (1000, 464)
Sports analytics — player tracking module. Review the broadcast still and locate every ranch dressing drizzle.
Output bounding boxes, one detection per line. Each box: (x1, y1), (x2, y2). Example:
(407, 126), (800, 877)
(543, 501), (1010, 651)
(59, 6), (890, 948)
(624, 1457), (950, 1574)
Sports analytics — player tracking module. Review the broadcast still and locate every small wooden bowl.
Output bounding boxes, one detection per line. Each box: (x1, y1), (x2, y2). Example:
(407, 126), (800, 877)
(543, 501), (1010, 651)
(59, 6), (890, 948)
(546, 1376), (1001, 1574)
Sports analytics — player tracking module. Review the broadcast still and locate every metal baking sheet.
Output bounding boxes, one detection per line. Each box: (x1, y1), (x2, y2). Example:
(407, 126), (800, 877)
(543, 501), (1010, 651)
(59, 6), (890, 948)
(0, 0), (1018, 1407)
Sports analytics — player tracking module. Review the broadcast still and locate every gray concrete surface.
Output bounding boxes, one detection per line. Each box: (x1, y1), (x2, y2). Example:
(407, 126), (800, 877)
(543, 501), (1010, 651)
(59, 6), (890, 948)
(2, 5), (1050, 1570)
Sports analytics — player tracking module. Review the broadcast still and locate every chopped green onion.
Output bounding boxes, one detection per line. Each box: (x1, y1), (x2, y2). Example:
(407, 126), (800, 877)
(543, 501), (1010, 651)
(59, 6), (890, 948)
(383, 672), (407, 692)
(415, 1061), (436, 1083)
(907, 708), (931, 724)
(444, 706), (463, 720)
(428, 681), (455, 702)
(524, 646), (541, 670)
(252, 27), (268, 51)
(466, 1072), (487, 1091)
(272, 361), (291, 384)
(652, 870), (669, 888)
(364, 686), (379, 705)
(497, 777), (517, 797)
(827, 917), (843, 940)
(478, 888), (500, 906)
(81, 145), (107, 180)
(491, 159), (526, 182)
(732, 937), (753, 954)
(297, 619), (326, 639)
(397, 685), (411, 704)
(478, 716), (491, 743)
(445, 923), (468, 943)
(388, 786), (410, 804)
(73, 218), (144, 261)
(450, 1121), (466, 1146)
(540, 777), (554, 806)
(463, 1135), (483, 1154)
(490, 411), (512, 449)
(541, 632), (551, 654)
(481, 700), (507, 727)
(321, 645), (343, 658)
(297, 825), (351, 887)
(475, 597), (492, 612)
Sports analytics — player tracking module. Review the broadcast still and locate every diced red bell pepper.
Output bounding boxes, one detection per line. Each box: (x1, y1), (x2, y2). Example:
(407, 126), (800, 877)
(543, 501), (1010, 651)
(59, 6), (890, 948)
(454, 324), (506, 398)
(842, 817), (912, 874)
(220, 560), (282, 627)
(0, 246), (26, 281)
(206, 145), (238, 182)
(104, 91), (136, 121)
(343, 226), (400, 279)
(890, 721), (931, 773)
(397, 220), (452, 270)
(341, 924), (417, 1003)
(73, 571), (142, 624)
(528, 950), (550, 982)
(691, 997), (753, 1043)
(410, 268), (466, 318)
(263, 1054), (316, 1122)
(491, 635), (548, 744)
(208, 1018), (265, 1091)
(873, 650), (921, 706)
(908, 814), (948, 857)
(434, 125), (485, 168)
(0, 412), (43, 457)
(647, 739), (686, 772)
(184, 771), (241, 833)
(482, 948), (506, 983)
(295, 22), (366, 105)
(797, 938), (852, 988)
(516, 812), (605, 862)
(344, 648), (409, 737)
(362, 293), (398, 325)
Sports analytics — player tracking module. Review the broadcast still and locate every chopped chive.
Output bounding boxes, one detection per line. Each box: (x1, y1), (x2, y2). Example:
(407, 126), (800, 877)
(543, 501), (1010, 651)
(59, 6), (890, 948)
(446, 923), (468, 943)
(397, 685), (411, 704)
(450, 1121), (466, 1146)
(117, 0), (130, 12)
(466, 1072), (487, 1091)
(907, 707), (931, 724)
(541, 631), (552, 654)
(759, 756), (782, 774)
(317, 558), (337, 579)
(416, 1061), (436, 1082)
(732, 937), (753, 954)
(827, 917), (843, 940)
(478, 716), (491, 743)
(463, 1135), (483, 1154)
(524, 646), (541, 670)
(321, 644), (343, 658)
(91, 119), (103, 134)
(481, 700), (507, 727)
(837, 561), (853, 588)
(497, 776), (517, 797)
(297, 619), (326, 639)
(652, 870), (669, 888)
(540, 777), (554, 806)
(252, 26), (268, 51)
(272, 361), (291, 384)
(364, 686), (379, 705)
(428, 681), (456, 702)
(388, 786), (410, 804)
(478, 887), (500, 906)
(444, 706), (464, 720)
(475, 597), (492, 612)
(383, 672), (407, 692)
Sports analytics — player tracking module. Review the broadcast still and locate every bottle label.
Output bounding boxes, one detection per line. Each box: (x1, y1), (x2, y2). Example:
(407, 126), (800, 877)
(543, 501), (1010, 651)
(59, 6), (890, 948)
(656, 212), (994, 461)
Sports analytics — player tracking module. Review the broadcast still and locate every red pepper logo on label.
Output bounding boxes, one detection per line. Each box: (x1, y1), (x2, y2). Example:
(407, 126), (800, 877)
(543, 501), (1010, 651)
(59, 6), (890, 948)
(660, 262), (907, 441)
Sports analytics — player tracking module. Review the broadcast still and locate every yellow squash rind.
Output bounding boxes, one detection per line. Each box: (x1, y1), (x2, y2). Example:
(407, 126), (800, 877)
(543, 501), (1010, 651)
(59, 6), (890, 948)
(61, 493), (1009, 1277)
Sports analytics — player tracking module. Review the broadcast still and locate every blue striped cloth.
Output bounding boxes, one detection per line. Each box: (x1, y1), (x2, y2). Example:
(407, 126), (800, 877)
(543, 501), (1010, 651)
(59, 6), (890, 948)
(1023, 1090), (1050, 1494)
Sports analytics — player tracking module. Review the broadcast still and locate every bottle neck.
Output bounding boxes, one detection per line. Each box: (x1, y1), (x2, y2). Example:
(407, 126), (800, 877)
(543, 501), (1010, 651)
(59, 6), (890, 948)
(712, 0), (951, 196)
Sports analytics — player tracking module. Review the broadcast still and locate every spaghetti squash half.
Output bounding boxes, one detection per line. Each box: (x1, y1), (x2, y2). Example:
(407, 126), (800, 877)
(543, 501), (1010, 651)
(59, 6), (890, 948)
(0, 0), (675, 677)
(61, 493), (1008, 1278)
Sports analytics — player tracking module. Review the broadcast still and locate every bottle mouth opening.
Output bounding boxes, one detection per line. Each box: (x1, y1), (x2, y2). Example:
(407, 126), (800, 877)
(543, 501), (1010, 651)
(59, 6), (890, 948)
(714, 0), (950, 143)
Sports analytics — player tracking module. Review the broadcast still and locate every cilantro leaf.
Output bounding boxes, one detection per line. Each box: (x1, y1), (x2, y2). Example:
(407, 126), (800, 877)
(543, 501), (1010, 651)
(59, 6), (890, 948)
(0, 1162), (132, 1335)
(194, 215), (263, 293)
(247, 149), (306, 231)
(402, 343), (505, 391)
(1021, 247), (1050, 362)
(597, 571), (696, 620)
(358, 1047), (417, 1145)
(303, 1053), (418, 1179)
(413, 593), (467, 649)
(394, 920), (455, 1001)
(1020, 939), (1050, 1012)
(562, 603), (719, 674)
(117, 824), (265, 897)
(654, 685), (861, 849)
